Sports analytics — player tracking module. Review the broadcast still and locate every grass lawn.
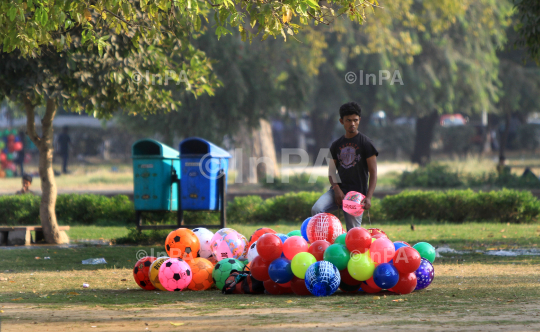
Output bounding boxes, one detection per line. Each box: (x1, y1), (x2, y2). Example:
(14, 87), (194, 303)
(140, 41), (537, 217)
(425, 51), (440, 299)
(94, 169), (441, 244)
(1, 244), (539, 331)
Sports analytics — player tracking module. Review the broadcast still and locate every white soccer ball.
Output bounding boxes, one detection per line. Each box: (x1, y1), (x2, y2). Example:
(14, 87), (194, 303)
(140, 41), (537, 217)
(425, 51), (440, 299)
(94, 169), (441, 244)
(247, 240), (259, 262)
(192, 227), (214, 258)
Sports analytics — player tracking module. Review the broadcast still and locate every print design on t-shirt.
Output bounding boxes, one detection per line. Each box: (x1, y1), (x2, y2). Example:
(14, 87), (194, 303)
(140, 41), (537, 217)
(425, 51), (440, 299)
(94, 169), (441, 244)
(338, 143), (361, 169)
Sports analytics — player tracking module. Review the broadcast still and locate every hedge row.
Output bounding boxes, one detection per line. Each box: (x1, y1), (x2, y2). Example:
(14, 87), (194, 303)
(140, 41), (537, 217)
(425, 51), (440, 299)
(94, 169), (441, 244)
(1, 189), (539, 226)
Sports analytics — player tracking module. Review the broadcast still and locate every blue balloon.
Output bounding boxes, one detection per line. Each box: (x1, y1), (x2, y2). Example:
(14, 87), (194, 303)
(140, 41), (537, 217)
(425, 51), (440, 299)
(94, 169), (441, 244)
(415, 258), (435, 290)
(275, 233), (289, 243)
(389, 242), (408, 264)
(268, 257), (293, 284)
(301, 217), (311, 243)
(304, 261), (340, 297)
(373, 263), (399, 289)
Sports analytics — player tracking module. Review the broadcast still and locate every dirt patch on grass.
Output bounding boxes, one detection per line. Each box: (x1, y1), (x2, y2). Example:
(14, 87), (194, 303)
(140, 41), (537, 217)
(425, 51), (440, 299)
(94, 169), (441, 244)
(3, 301), (540, 331)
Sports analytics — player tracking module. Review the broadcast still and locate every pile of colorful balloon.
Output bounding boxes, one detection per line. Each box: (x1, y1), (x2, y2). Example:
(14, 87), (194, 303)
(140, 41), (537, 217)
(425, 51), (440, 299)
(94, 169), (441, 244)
(132, 213), (436, 297)
(249, 213), (436, 296)
(0, 129), (25, 178)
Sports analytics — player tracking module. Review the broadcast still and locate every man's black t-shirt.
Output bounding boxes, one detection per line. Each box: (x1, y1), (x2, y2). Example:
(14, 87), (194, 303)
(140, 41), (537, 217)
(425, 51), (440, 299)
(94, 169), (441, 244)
(330, 132), (378, 195)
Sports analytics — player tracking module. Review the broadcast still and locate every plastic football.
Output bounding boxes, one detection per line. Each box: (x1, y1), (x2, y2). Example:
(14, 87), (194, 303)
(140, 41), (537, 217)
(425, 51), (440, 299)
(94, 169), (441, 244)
(247, 240), (259, 262)
(212, 258), (244, 291)
(304, 261), (341, 297)
(248, 227), (277, 247)
(306, 213), (343, 244)
(187, 257), (214, 291)
(210, 229), (246, 261)
(192, 227), (214, 258)
(165, 228), (200, 259)
(149, 257), (168, 291)
(133, 256), (157, 290)
(158, 258), (192, 291)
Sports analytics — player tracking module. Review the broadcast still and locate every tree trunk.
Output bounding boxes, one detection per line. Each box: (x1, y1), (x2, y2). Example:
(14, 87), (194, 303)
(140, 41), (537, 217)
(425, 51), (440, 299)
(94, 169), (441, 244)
(234, 119), (279, 183)
(498, 112), (511, 166)
(411, 111), (439, 166)
(24, 97), (67, 244)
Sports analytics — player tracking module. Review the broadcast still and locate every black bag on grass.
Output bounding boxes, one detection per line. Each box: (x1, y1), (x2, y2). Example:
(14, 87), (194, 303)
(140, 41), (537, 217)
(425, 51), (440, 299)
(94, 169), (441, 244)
(222, 271), (264, 294)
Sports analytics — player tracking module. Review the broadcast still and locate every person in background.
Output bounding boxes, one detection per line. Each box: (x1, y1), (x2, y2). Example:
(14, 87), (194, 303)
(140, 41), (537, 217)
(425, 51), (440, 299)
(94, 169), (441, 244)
(57, 126), (72, 174)
(16, 130), (26, 177)
(16, 174), (35, 195)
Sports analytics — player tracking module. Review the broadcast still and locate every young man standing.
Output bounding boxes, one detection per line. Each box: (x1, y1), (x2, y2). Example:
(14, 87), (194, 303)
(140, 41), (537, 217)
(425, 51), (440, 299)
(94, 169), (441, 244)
(311, 102), (378, 231)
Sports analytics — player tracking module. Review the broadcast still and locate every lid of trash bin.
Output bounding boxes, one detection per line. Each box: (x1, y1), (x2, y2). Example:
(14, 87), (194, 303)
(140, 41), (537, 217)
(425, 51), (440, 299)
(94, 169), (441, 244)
(132, 139), (179, 159)
(180, 137), (231, 158)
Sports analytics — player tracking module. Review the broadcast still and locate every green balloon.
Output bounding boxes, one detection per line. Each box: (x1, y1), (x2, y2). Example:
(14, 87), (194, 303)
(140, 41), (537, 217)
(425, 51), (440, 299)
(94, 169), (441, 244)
(323, 244), (350, 271)
(3, 129), (9, 136)
(291, 252), (316, 279)
(11, 129), (17, 135)
(334, 233), (347, 245)
(347, 250), (375, 281)
(287, 230), (302, 237)
(7, 153), (14, 160)
(413, 242), (436, 263)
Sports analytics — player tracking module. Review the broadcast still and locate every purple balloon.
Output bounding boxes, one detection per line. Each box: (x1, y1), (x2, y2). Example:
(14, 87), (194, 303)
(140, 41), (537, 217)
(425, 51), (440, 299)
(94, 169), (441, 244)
(415, 258), (434, 290)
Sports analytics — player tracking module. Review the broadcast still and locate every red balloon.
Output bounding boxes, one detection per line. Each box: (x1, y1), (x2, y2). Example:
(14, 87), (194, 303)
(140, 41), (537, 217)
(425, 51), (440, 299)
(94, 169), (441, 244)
(366, 276), (380, 290)
(367, 228), (388, 239)
(0, 153), (6, 163)
(345, 227), (372, 254)
(7, 134), (15, 142)
(257, 233), (283, 262)
(283, 236), (308, 260)
(340, 269), (362, 286)
(277, 281), (291, 288)
(370, 238), (395, 264)
(361, 278), (382, 293)
(7, 142), (14, 153)
(264, 280), (293, 295)
(290, 276), (312, 296)
(307, 240), (330, 261)
(390, 272), (417, 295)
(393, 247), (422, 274)
(250, 256), (271, 282)
(248, 227), (276, 247)
(13, 142), (22, 152)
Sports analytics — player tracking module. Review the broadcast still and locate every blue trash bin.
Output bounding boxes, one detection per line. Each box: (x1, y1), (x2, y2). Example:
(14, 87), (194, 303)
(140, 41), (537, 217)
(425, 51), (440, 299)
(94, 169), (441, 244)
(178, 137), (231, 227)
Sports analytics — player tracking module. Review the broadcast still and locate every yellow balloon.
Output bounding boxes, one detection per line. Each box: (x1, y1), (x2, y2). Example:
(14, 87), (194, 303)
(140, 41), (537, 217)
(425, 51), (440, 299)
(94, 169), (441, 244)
(291, 252), (317, 279)
(347, 250), (375, 281)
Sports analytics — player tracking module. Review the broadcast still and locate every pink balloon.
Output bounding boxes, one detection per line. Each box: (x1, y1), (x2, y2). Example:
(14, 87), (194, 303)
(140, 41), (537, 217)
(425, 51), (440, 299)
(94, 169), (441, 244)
(282, 236), (308, 260)
(13, 142), (23, 152)
(342, 191), (366, 217)
(370, 238), (395, 264)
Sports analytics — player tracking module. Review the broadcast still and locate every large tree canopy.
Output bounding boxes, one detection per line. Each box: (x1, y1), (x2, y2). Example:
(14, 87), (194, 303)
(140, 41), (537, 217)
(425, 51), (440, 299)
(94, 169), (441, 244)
(0, 0), (375, 57)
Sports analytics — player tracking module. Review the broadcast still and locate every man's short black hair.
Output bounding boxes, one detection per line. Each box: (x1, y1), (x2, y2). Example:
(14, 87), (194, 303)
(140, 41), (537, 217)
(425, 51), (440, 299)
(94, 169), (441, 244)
(23, 174), (33, 183)
(339, 102), (362, 119)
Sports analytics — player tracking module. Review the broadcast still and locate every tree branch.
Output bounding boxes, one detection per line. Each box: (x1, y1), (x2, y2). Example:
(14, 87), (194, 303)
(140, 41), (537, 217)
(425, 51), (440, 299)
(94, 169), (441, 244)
(24, 96), (41, 148)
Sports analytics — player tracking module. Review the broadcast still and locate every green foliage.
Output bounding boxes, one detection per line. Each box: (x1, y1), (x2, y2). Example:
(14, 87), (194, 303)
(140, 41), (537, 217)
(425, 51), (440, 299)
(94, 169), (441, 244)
(466, 171), (540, 189)
(0, 0), (372, 58)
(382, 189), (540, 223)
(512, 0), (540, 63)
(397, 164), (464, 189)
(113, 227), (170, 245)
(261, 173), (327, 192)
(439, 126), (478, 156)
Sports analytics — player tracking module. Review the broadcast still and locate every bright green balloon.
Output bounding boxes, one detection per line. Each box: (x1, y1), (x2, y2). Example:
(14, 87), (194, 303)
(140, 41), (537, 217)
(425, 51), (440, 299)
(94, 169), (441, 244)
(287, 230), (302, 237)
(413, 242), (436, 263)
(323, 244), (350, 271)
(291, 252), (316, 279)
(334, 233), (347, 245)
(347, 250), (375, 281)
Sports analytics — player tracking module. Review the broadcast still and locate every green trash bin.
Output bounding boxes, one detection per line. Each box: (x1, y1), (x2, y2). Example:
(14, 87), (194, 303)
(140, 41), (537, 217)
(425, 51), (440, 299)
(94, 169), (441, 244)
(132, 139), (181, 229)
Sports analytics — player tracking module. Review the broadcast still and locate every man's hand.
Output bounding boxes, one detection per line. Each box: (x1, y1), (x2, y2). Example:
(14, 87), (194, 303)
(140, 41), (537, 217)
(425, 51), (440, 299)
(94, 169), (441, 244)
(334, 186), (345, 206)
(362, 196), (372, 210)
